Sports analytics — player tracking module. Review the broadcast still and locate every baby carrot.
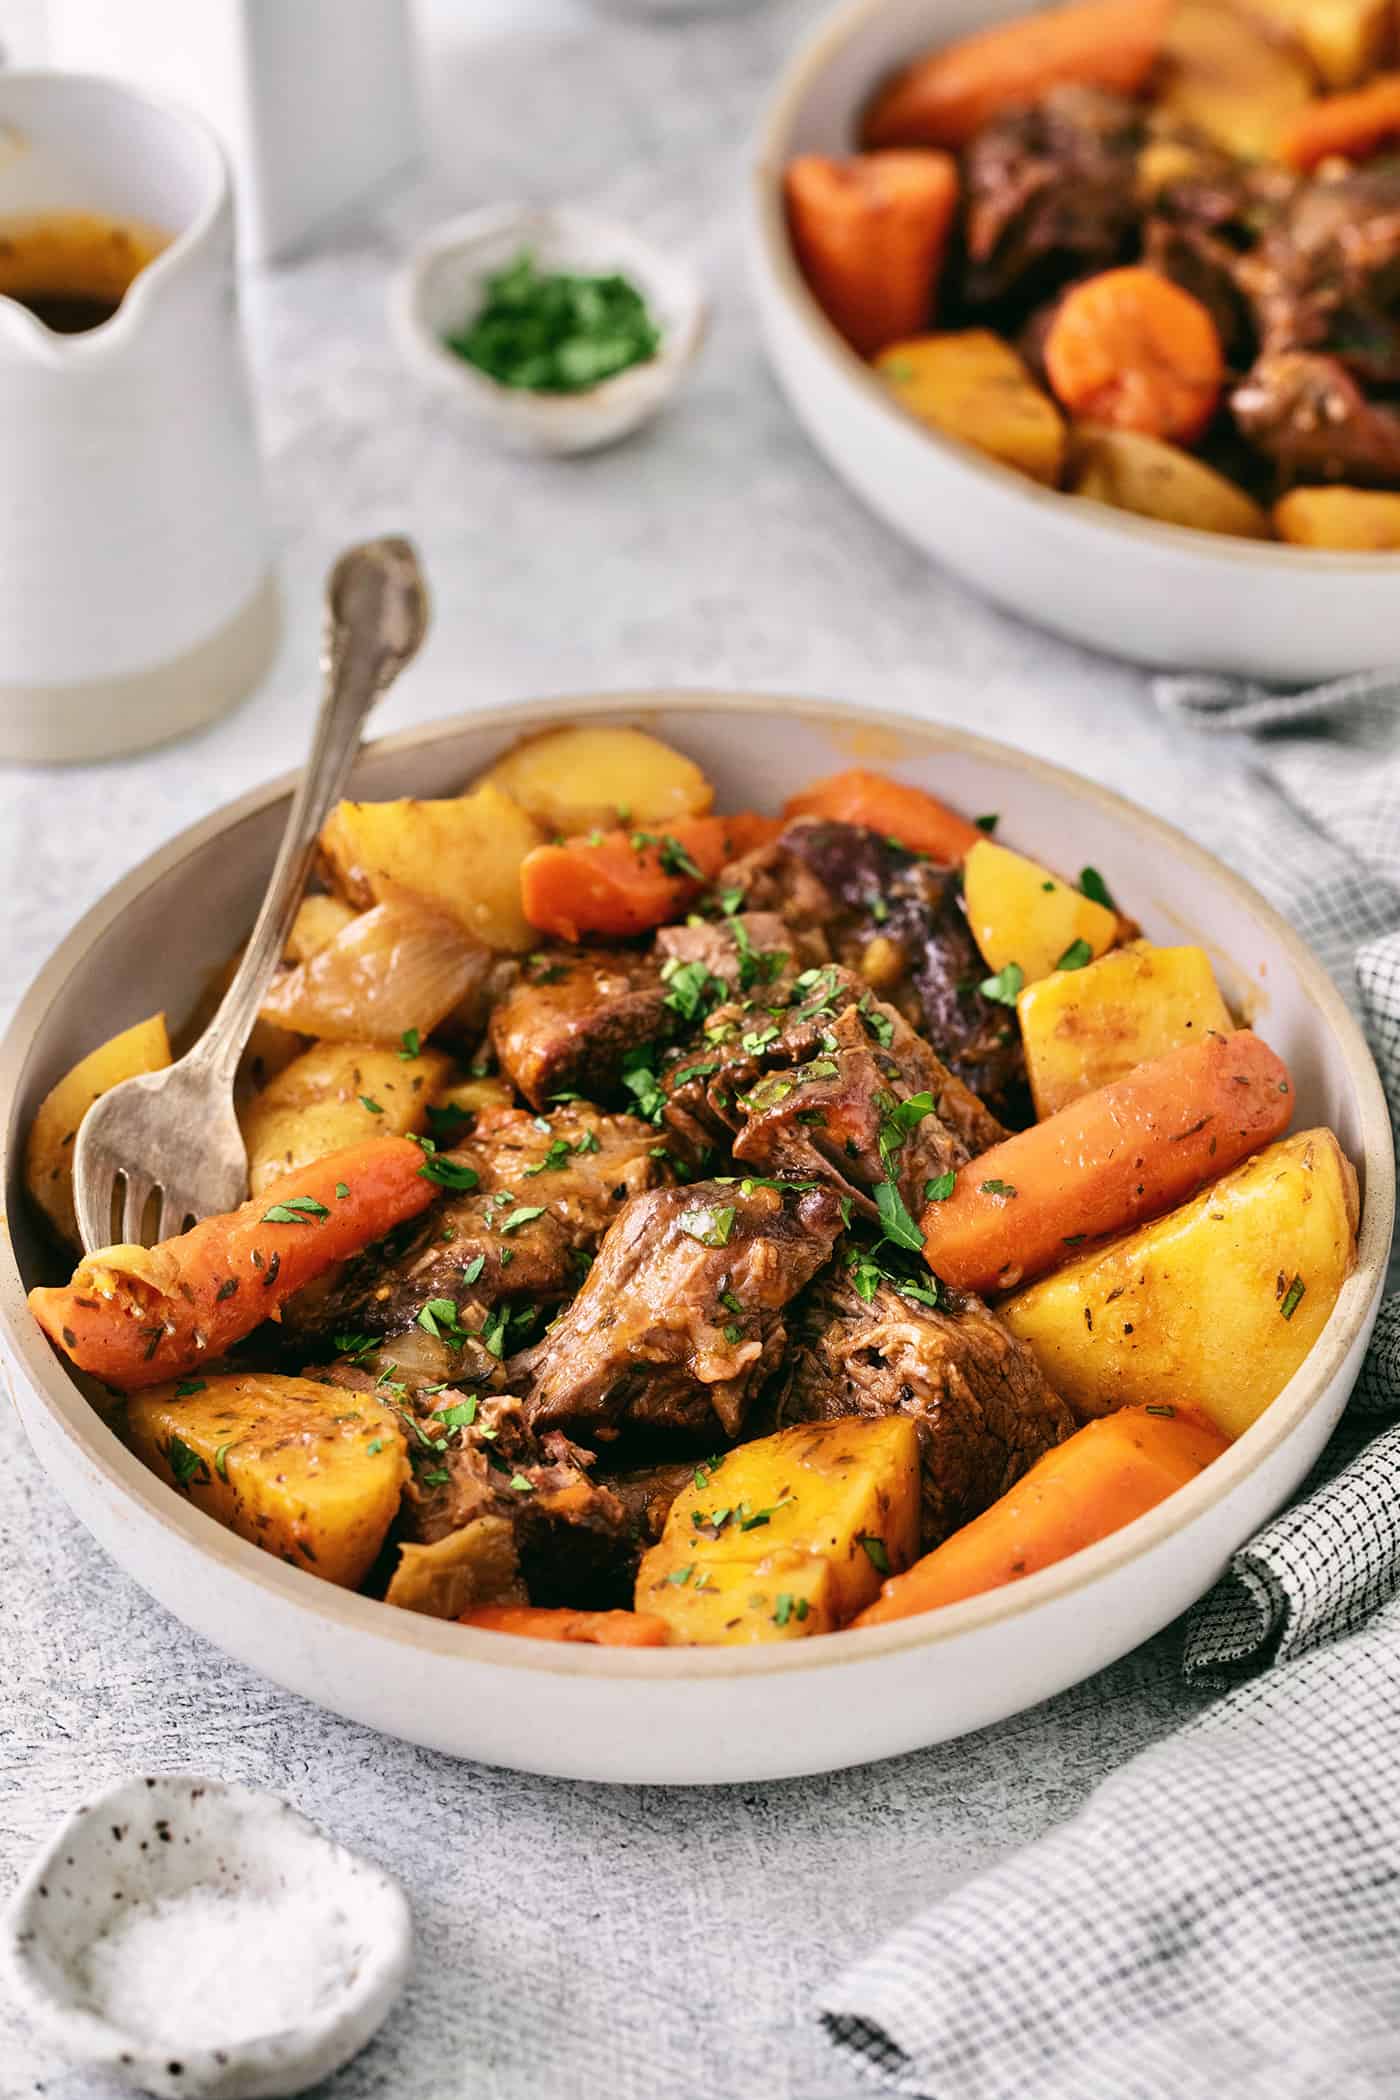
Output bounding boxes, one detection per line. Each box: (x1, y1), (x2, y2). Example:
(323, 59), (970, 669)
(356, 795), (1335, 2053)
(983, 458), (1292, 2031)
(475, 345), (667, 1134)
(29, 1136), (437, 1392)
(782, 768), (982, 862)
(1043, 267), (1225, 445)
(519, 813), (776, 943)
(854, 1404), (1231, 1624)
(920, 1030), (1293, 1294)
(1280, 73), (1400, 170)
(784, 151), (960, 359)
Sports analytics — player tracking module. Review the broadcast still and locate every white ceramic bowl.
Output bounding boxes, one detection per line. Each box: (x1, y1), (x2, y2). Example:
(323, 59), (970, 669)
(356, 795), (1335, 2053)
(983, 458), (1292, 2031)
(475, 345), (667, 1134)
(748, 0), (1400, 678)
(0, 695), (1392, 1785)
(392, 204), (705, 455)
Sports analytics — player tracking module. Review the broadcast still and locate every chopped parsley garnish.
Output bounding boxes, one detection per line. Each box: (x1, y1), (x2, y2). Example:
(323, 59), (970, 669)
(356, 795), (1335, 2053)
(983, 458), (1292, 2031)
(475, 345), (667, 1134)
(426, 1101), (472, 1143)
(925, 1171), (956, 1203)
(417, 1153), (480, 1191)
(857, 1534), (890, 1575)
(980, 1178), (1018, 1199)
(440, 1397), (479, 1430)
(335, 1181), (350, 1200)
(739, 1497), (794, 1531)
(975, 813), (999, 834)
(1055, 939), (1093, 972)
(421, 1468), (451, 1487)
(500, 1204), (546, 1234)
(773, 1593), (810, 1627)
(667, 1565), (695, 1587)
(741, 1025), (780, 1055)
(1079, 866), (1115, 910)
(659, 834), (703, 879)
(846, 1242), (939, 1310)
(443, 249), (661, 394)
(859, 998), (895, 1048)
(1144, 1405), (1176, 1419)
(462, 1253), (486, 1286)
(874, 1179), (925, 1253)
(621, 1046), (667, 1123)
(166, 1436), (206, 1488)
(723, 1323), (744, 1344)
(334, 1331), (378, 1362)
(979, 962), (1024, 1006)
(523, 1137), (575, 1176)
(214, 1442), (233, 1481)
(1280, 1274), (1306, 1320)
(399, 1028), (422, 1059)
(261, 1195), (330, 1225)
(418, 1297), (467, 1343)
(509, 1473), (534, 1493)
(661, 957), (721, 1022)
(366, 1437), (385, 1456)
(359, 1095), (383, 1115)
(174, 1379), (207, 1398)
(679, 1204), (737, 1248)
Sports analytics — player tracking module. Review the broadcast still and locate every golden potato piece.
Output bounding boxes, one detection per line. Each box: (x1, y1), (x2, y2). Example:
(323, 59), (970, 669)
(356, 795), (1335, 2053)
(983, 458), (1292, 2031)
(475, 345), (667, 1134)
(283, 893), (358, 964)
(385, 1514), (524, 1619)
(477, 725), (713, 837)
(240, 1039), (453, 1194)
(1234, 0), (1389, 87)
(875, 331), (1067, 486)
(1070, 426), (1271, 540)
(636, 1416), (921, 1643)
(320, 783), (543, 953)
(963, 838), (1119, 985)
(1274, 486), (1400, 549)
(25, 1013), (172, 1250)
(1019, 942), (1235, 1118)
(1158, 0), (1315, 159)
(123, 1372), (409, 1588)
(1001, 1130), (1359, 1439)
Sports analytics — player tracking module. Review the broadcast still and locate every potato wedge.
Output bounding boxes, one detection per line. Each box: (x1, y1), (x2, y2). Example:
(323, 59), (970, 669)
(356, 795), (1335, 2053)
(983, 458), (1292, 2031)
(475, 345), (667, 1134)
(1018, 942), (1235, 1118)
(963, 838), (1119, 984)
(25, 1013), (172, 1250)
(240, 1040), (453, 1194)
(284, 893), (358, 964)
(1274, 486), (1400, 548)
(123, 1372), (409, 1588)
(636, 1417), (921, 1643)
(1001, 1130), (1359, 1438)
(477, 724), (713, 837)
(319, 783), (543, 953)
(1158, 0), (1315, 160)
(876, 332), (1067, 486)
(1070, 426), (1271, 540)
(386, 1514), (524, 1619)
(1235, 0), (1390, 87)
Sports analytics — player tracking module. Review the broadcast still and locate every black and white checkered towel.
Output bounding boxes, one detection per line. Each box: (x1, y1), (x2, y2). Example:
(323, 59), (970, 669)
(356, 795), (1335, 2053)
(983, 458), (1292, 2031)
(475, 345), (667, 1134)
(821, 672), (1400, 2099)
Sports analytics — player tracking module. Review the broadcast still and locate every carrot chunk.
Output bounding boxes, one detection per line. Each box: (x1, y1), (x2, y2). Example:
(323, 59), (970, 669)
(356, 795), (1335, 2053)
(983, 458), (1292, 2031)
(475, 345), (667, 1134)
(919, 1030), (1293, 1295)
(862, 0), (1171, 150)
(854, 1404), (1231, 1625)
(782, 768), (982, 861)
(784, 151), (959, 359)
(1043, 267), (1225, 445)
(519, 813), (771, 943)
(460, 1605), (670, 1647)
(1280, 73), (1400, 169)
(29, 1136), (437, 1392)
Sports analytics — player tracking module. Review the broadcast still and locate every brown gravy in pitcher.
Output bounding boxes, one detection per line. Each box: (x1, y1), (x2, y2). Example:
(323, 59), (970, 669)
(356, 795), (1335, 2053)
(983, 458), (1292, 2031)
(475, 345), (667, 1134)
(0, 211), (171, 333)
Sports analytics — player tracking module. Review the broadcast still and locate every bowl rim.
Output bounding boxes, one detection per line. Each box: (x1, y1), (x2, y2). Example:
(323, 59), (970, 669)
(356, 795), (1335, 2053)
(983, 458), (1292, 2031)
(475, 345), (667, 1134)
(0, 689), (1392, 1685)
(747, 0), (1400, 574)
(390, 200), (706, 418)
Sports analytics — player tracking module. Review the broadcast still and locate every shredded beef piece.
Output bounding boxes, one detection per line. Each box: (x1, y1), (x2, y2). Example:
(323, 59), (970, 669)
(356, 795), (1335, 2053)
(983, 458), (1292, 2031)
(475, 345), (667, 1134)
(776, 1270), (1074, 1548)
(520, 1179), (844, 1442)
(1232, 350), (1400, 483)
(962, 87), (1146, 313)
(490, 949), (676, 1108)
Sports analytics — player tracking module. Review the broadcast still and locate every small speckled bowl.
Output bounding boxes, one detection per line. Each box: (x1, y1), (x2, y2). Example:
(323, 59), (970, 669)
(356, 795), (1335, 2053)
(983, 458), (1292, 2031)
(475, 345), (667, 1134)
(392, 202), (705, 454)
(3, 1775), (412, 2099)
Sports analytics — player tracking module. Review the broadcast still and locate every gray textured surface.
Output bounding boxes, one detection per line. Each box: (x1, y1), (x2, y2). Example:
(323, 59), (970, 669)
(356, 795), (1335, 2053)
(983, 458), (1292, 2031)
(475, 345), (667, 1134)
(0, 2), (1266, 2093)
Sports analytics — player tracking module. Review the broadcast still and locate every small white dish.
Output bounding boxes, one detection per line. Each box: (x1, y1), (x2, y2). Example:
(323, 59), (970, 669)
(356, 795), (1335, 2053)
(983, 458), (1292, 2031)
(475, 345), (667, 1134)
(4, 1775), (411, 2099)
(392, 202), (705, 455)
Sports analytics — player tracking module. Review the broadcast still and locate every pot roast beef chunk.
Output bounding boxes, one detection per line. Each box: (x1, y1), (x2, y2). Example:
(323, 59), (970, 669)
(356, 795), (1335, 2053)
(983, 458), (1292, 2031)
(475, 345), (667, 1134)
(520, 1179), (845, 1442)
(653, 910), (795, 994)
(732, 999), (981, 1221)
(1236, 164), (1400, 388)
(1232, 350), (1400, 483)
(776, 1269), (1074, 1548)
(490, 948), (676, 1108)
(961, 87), (1146, 314)
(1140, 146), (1296, 363)
(777, 822), (1031, 1127)
(282, 1102), (666, 1362)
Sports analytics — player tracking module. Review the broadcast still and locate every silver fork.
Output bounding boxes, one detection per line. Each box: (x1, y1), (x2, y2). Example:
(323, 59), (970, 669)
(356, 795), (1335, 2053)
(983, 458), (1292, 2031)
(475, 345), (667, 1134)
(72, 536), (430, 1255)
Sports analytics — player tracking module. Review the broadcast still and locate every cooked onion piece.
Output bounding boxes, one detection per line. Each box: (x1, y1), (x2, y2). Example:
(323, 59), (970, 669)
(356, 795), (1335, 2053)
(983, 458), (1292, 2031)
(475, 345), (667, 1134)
(260, 896), (492, 1045)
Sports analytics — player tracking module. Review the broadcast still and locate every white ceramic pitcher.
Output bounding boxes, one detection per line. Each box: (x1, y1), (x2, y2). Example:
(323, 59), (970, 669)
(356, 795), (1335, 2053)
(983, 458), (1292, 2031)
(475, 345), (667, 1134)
(0, 73), (277, 763)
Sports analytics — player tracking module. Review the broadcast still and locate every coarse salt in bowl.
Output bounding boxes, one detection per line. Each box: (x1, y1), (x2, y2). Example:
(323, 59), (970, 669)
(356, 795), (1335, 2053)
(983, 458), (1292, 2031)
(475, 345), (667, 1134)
(392, 202), (706, 455)
(4, 1774), (411, 2099)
